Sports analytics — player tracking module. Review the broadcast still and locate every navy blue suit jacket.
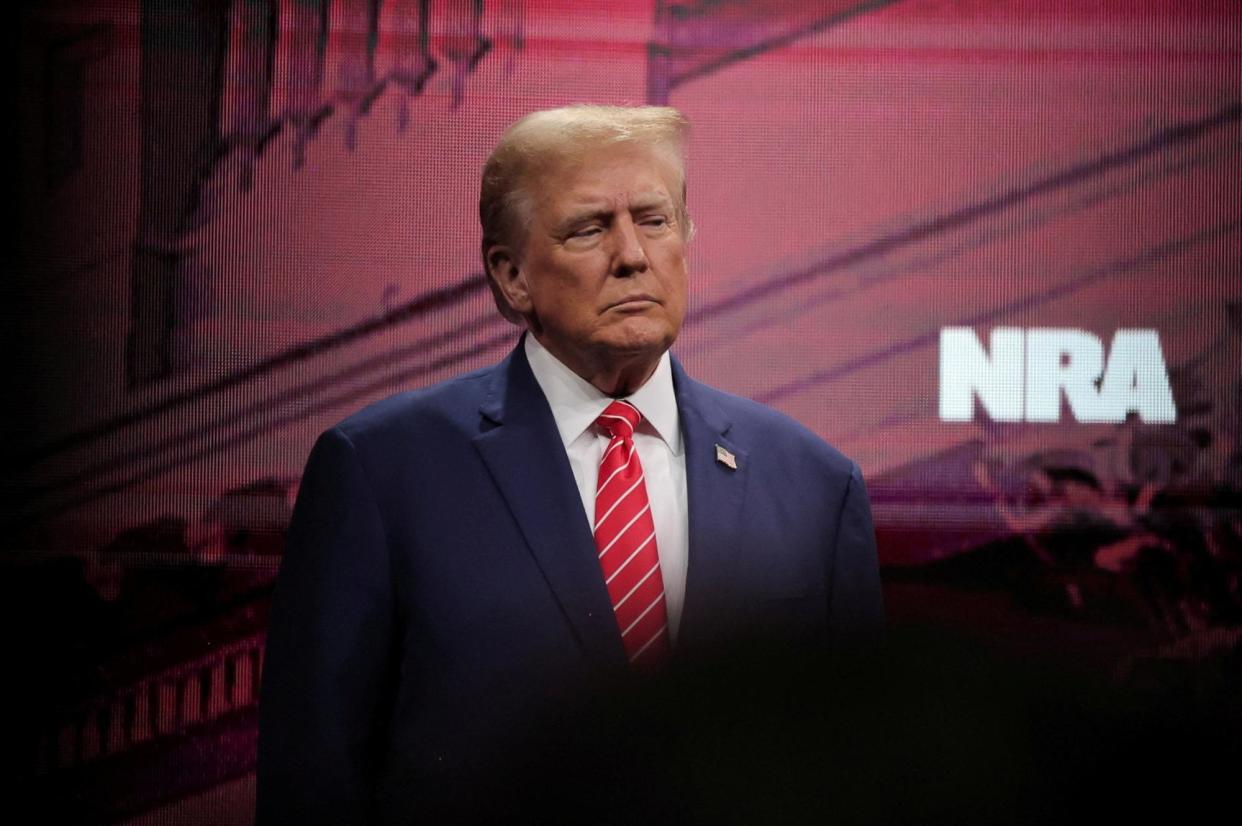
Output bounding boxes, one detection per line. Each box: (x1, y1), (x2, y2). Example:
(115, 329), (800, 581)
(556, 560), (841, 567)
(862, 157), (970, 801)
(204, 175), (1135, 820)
(256, 337), (882, 824)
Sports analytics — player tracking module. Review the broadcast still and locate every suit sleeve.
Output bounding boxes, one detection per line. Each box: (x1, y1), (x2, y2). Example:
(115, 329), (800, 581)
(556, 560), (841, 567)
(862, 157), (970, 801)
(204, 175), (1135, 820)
(256, 427), (397, 825)
(827, 461), (885, 642)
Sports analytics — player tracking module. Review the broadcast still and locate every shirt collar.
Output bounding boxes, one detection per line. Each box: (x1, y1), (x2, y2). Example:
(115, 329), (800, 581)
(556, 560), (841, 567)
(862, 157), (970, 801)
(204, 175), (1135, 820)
(524, 332), (682, 455)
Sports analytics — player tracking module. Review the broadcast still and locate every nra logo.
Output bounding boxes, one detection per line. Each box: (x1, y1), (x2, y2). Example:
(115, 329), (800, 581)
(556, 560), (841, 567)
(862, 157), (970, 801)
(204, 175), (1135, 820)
(939, 327), (1176, 424)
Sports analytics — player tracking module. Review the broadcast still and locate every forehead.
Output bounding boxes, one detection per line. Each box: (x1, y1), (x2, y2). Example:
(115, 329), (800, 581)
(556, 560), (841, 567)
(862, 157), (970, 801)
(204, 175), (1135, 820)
(528, 142), (680, 212)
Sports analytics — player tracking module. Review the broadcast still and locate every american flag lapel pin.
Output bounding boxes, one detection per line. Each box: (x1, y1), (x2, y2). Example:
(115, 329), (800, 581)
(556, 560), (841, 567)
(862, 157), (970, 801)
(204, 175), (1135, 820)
(715, 443), (738, 470)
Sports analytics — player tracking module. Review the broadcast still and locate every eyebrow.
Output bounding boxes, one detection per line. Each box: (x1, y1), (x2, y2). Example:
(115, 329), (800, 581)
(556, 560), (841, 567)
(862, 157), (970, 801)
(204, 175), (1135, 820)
(554, 196), (675, 234)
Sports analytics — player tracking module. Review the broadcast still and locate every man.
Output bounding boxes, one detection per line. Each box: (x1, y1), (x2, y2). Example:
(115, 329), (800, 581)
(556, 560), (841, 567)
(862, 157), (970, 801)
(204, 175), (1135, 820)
(257, 105), (882, 824)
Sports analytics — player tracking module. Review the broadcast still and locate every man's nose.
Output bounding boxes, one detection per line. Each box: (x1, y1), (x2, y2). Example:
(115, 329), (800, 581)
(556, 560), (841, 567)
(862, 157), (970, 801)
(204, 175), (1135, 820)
(609, 216), (649, 276)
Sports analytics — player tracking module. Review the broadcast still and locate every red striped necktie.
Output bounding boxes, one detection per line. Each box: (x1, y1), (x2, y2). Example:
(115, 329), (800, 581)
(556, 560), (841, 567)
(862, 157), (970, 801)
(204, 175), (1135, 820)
(593, 400), (671, 669)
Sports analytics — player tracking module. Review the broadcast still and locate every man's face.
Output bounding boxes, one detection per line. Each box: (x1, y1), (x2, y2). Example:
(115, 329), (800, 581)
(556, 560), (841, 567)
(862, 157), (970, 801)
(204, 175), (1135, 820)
(511, 142), (689, 373)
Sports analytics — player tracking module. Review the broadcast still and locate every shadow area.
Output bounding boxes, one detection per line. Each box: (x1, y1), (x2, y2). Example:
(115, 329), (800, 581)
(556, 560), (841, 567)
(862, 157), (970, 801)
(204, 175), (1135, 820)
(409, 628), (1240, 825)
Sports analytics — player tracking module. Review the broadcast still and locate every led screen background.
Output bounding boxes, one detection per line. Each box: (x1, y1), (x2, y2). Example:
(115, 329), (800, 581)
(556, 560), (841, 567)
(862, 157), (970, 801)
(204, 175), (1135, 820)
(10, 0), (1242, 822)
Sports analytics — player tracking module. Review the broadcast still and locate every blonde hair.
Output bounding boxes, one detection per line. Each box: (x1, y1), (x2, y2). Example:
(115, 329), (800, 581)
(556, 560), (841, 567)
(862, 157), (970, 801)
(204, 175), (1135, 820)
(479, 105), (691, 323)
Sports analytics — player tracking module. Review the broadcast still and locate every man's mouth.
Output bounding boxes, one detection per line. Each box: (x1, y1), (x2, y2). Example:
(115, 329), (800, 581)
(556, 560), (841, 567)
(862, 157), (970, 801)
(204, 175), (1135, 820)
(608, 295), (659, 310)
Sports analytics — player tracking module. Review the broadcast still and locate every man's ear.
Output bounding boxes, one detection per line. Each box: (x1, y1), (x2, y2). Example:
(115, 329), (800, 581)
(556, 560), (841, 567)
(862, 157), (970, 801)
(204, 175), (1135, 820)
(485, 244), (533, 317)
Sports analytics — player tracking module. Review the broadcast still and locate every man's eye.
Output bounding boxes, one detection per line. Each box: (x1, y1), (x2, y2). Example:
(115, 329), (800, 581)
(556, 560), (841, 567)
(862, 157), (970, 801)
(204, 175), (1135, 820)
(572, 226), (603, 238)
(642, 216), (669, 228)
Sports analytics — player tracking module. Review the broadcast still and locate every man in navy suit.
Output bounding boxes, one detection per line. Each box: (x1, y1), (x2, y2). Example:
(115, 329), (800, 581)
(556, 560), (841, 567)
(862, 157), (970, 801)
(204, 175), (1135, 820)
(257, 105), (882, 824)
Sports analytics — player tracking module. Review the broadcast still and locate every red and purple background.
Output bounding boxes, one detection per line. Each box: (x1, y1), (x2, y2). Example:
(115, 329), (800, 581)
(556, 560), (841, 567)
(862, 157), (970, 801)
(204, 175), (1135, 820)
(11, 1), (1242, 822)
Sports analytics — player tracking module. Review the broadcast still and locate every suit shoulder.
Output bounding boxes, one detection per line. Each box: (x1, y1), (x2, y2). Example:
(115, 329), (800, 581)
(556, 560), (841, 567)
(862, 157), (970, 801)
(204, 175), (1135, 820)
(328, 362), (495, 448)
(691, 380), (857, 479)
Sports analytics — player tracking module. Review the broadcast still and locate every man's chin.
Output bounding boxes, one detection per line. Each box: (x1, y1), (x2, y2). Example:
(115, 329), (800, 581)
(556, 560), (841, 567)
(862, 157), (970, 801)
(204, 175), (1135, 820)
(594, 321), (678, 358)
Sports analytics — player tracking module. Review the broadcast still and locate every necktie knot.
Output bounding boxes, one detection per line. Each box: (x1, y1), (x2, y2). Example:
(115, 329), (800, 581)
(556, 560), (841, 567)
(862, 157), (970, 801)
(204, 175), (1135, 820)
(596, 400), (642, 441)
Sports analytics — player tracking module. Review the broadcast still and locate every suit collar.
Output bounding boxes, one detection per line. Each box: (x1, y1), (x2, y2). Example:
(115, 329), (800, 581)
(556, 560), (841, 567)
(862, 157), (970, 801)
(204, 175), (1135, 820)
(669, 354), (750, 654)
(474, 337), (628, 669)
(481, 335), (722, 437)
(669, 354), (731, 438)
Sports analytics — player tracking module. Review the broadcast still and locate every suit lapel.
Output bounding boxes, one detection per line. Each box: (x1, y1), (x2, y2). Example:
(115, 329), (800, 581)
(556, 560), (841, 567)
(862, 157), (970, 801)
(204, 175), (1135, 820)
(472, 339), (627, 668)
(671, 357), (750, 654)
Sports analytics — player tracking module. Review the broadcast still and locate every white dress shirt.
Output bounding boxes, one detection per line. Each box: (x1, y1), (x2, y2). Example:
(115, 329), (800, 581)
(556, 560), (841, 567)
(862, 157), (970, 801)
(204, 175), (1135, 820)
(524, 333), (689, 646)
